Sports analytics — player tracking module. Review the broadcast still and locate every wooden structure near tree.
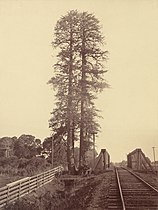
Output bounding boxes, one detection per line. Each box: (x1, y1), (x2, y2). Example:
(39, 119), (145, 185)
(93, 149), (110, 173)
(127, 148), (153, 172)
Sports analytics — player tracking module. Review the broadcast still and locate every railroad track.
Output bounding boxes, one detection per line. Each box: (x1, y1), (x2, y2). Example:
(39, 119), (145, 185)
(107, 167), (158, 209)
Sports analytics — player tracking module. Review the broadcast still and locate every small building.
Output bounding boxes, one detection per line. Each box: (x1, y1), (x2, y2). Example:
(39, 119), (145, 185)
(0, 147), (11, 158)
(127, 148), (153, 172)
(0, 137), (13, 158)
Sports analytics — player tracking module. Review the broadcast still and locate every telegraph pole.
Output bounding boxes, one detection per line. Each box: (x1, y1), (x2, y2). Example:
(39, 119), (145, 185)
(152, 146), (156, 173)
(92, 132), (97, 168)
(52, 136), (54, 168)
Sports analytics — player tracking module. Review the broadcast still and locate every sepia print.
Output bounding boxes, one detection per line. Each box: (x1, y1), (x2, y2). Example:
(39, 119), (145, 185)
(0, 0), (158, 209)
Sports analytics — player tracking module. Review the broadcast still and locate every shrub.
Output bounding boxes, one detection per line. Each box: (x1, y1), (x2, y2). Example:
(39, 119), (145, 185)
(0, 156), (51, 177)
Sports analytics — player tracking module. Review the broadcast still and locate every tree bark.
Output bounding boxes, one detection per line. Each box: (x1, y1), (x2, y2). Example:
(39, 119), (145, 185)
(67, 24), (75, 174)
(79, 27), (86, 168)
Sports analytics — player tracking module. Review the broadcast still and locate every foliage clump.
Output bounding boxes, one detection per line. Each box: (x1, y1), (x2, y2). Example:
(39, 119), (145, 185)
(0, 135), (51, 178)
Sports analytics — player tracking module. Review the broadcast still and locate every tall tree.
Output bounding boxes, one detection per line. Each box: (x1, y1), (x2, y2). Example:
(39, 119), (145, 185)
(48, 11), (81, 173)
(49, 10), (108, 173)
(78, 12), (108, 167)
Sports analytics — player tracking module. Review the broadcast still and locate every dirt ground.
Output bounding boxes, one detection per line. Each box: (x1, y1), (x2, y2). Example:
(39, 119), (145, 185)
(135, 171), (158, 189)
(64, 172), (112, 210)
(3, 169), (158, 210)
(55, 169), (158, 209)
(4, 171), (113, 210)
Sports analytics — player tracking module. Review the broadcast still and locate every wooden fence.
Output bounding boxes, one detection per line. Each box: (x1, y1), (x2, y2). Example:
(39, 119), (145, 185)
(0, 166), (63, 209)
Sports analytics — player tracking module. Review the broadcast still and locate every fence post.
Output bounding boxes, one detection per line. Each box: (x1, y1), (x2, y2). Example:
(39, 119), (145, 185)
(19, 182), (21, 198)
(43, 172), (45, 185)
(29, 177), (31, 193)
(36, 174), (38, 189)
(7, 186), (10, 205)
(48, 170), (51, 181)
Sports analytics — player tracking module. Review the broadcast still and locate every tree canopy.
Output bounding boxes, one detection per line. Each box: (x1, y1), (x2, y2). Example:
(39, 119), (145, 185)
(49, 10), (108, 173)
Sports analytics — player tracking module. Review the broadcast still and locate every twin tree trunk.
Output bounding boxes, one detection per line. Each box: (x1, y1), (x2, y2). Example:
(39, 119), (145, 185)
(49, 10), (108, 174)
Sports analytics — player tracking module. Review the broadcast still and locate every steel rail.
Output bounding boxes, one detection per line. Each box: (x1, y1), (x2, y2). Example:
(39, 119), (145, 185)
(115, 167), (126, 210)
(123, 167), (158, 193)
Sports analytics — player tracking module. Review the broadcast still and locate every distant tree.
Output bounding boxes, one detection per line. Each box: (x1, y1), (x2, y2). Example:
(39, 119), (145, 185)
(43, 137), (52, 155)
(43, 134), (67, 167)
(14, 134), (41, 158)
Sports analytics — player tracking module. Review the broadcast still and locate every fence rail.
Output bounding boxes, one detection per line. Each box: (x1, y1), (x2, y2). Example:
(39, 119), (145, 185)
(0, 166), (63, 209)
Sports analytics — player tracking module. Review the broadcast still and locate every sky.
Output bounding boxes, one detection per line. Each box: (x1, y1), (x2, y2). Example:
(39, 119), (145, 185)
(0, 0), (158, 162)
